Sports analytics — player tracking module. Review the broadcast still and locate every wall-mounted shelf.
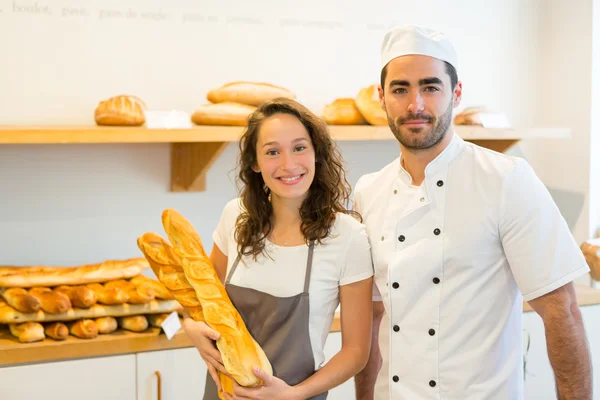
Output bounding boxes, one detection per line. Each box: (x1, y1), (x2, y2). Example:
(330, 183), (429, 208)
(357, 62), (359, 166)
(0, 125), (571, 192)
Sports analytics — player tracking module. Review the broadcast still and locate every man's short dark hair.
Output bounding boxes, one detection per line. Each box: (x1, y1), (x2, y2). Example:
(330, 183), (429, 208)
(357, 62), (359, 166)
(380, 61), (458, 92)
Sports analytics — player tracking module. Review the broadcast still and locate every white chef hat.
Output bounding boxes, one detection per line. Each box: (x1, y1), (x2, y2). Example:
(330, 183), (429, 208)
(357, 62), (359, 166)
(380, 25), (458, 71)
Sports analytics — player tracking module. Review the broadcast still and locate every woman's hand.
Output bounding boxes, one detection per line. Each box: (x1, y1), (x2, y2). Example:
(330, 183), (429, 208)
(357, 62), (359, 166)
(181, 315), (230, 391)
(222, 367), (301, 400)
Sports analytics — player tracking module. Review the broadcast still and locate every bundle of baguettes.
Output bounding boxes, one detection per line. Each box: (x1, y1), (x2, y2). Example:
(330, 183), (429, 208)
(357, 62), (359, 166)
(191, 81), (296, 126)
(0, 258), (150, 288)
(137, 209), (273, 400)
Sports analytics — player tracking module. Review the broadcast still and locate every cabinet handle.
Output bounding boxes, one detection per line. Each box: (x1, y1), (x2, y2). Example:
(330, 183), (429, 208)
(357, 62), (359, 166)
(155, 370), (162, 400)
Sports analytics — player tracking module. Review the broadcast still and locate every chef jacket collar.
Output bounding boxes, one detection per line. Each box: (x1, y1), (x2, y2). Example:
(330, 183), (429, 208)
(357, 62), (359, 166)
(397, 131), (464, 186)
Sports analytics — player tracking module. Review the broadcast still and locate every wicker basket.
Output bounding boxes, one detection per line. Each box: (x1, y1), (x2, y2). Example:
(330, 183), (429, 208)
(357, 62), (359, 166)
(581, 242), (600, 281)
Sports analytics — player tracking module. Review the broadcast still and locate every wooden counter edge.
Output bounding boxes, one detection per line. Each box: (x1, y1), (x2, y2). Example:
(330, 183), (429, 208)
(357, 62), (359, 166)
(2, 284), (598, 368)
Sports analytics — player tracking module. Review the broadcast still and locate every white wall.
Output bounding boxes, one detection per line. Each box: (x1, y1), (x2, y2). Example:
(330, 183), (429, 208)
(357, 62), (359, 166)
(0, 0), (547, 266)
(591, 0), (600, 239)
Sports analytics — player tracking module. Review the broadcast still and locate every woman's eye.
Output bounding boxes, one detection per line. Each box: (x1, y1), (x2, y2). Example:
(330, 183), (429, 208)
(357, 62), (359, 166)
(266, 149), (278, 156)
(295, 145), (306, 152)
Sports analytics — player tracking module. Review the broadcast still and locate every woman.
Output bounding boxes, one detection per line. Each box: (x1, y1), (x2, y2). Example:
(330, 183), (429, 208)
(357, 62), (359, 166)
(184, 97), (373, 400)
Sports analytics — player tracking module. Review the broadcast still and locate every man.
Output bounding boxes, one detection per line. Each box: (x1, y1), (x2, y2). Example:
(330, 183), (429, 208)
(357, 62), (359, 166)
(353, 25), (592, 399)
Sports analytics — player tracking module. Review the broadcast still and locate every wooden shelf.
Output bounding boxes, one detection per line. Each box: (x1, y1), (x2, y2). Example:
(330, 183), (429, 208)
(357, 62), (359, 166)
(0, 125), (571, 192)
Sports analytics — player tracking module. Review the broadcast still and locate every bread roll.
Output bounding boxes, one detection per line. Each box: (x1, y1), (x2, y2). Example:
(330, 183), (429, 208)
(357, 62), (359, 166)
(94, 95), (146, 126)
(130, 276), (174, 300)
(355, 85), (388, 126)
(118, 315), (148, 332)
(453, 106), (490, 125)
(0, 258), (150, 288)
(104, 279), (155, 304)
(207, 81), (295, 106)
(582, 242), (600, 281)
(162, 209), (272, 388)
(55, 285), (97, 309)
(147, 313), (169, 328)
(95, 316), (118, 334)
(322, 98), (367, 125)
(44, 322), (69, 340)
(28, 287), (72, 314)
(191, 102), (256, 126)
(69, 319), (98, 339)
(87, 283), (129, 305)
(9, 322), (45, 343)
(0, 297), (180, 324)
(0, 287), (41, 313)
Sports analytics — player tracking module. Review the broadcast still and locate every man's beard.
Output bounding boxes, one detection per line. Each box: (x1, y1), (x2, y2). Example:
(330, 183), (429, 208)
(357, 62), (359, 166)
(387, 100), (453, 150)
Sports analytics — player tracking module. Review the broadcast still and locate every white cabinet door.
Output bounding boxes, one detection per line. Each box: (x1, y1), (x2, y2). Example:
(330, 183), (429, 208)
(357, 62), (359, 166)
(137, 347), (208, 400)
(323, 331), (356, 400)
(0, 355), (136, 400)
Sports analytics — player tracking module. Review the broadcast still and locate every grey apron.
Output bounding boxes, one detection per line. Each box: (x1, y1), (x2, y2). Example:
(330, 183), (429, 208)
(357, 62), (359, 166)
(203, 242), (328, 400)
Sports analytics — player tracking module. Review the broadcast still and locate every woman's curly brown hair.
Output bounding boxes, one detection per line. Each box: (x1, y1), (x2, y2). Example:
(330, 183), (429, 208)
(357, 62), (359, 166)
(234, 97), (359, 259)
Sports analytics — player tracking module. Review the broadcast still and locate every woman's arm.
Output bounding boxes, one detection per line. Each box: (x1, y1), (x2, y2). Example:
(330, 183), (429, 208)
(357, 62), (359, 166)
(293, 277), (373, 398)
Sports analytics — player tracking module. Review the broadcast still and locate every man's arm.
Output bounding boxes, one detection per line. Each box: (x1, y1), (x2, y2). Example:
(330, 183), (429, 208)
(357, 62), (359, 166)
(528, 282), (592, 399)
(355, 301), (385, 400)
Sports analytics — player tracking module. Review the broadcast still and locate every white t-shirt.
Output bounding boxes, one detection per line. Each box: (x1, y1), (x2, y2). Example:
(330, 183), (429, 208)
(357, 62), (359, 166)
(212, 198), (374, 370)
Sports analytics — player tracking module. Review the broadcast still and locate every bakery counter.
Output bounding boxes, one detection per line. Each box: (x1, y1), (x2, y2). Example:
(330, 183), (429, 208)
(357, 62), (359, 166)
(2, 284), (598, 368)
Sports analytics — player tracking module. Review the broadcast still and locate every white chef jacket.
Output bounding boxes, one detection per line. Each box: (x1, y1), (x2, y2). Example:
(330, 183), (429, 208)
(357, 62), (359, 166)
(353, 133), (589, 400)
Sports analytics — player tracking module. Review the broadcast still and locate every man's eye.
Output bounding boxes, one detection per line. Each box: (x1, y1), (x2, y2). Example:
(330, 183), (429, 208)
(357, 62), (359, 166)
(393, 88), (407, 94)
(424, 86), (440, 92)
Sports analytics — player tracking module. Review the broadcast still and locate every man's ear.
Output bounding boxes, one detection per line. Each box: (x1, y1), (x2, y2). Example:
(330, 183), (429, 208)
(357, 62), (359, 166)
(452, 81), (463, 108)
(378, 84), (386, 112)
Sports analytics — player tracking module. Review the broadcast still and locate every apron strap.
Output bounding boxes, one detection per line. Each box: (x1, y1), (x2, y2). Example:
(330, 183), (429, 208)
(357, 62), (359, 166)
(225, 253), (242, 284)
(303, 241), (315, 294)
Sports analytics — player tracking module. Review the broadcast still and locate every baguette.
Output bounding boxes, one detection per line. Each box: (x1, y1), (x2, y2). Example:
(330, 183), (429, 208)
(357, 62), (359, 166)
(147, 313), (170, 328)
(0, 298), (180, 324)
(191, 102), (256, 126)
(9, 322), (45, 343)
(0, 258), (150, 288)
(130, 276), (174, 300)
(118, 315), (149, 332)
(322, 98), (367, 125)
(44, 322), (69, 340)
(207, 81), (296, 106)
(162, 209), (272, 388)
(0, 287), (41, 313)
(95, 316), (118, 334)
(55, 285), (97, 309)
(87, 283), (129, 305)
(28, 287), (72, 314)
(104, 279), (155, 304)
(69, 319), (98, 339)
(355, 85), (388, 126)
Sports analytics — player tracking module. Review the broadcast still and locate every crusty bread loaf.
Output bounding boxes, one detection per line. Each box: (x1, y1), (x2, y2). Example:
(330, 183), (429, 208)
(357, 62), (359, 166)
(453, 106), (489, 125)
(130, 276), (174, 300)
(322, 98), (367, 125)
(207, 81), (296, 106)
(0, 287), (41, 313)
(9, 322), (45, 343)
(355, 85), (388, 126)
(582, 242), (600, 281)
(118, 315), (149, 332)
(94, 95), (146, 126)
(137, 233), (204, 322)
(44, 322), (69, 340)
(87, 282), (129, 305)
(191, 102), (256, 126)
(69, 319), (98, 339)
(0, 298), (180, 324)
(147, 313), (169, 328)
(95, 316), (118, 334)
(28, 287), (72, 314)
(104, 279), (155, 304)
(161, 208), (273, 388)
(0, 258), (150, 288)
(55, 285), (97, 309)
